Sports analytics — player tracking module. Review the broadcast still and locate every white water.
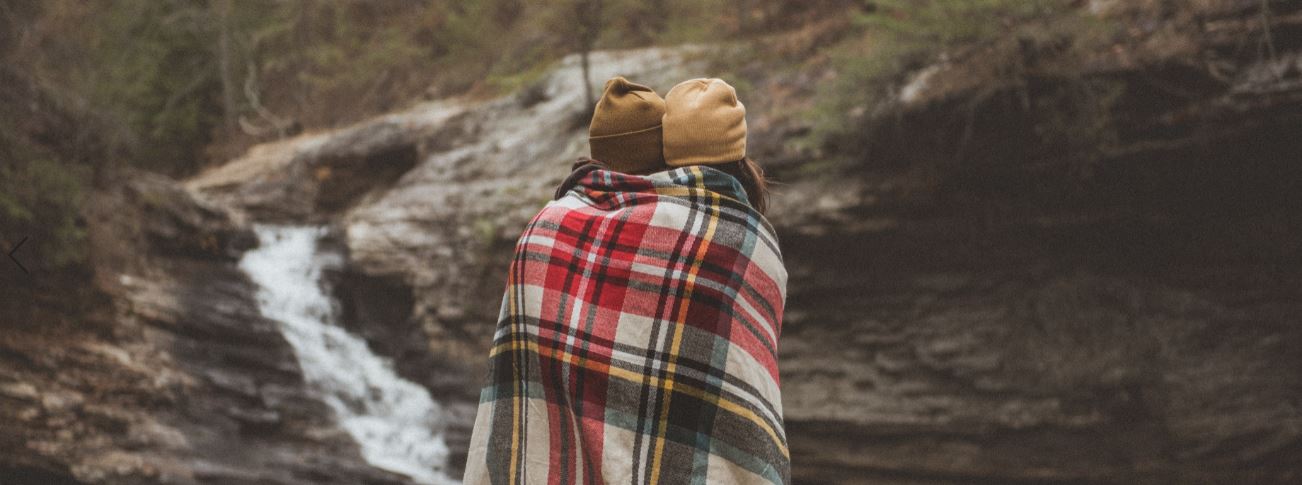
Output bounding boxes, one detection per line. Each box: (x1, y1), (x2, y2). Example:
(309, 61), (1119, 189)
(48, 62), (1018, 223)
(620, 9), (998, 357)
(239, 225), (458, 485)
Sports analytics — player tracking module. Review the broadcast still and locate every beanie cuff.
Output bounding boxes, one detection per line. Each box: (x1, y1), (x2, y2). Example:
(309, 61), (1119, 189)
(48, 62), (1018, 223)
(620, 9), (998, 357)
(590, 125), (666, 174)
(665, 143), (746, 167)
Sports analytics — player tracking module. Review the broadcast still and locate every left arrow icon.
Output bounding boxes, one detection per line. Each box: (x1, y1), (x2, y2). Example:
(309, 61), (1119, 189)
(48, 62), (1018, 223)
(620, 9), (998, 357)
(8, 236), (29, 275)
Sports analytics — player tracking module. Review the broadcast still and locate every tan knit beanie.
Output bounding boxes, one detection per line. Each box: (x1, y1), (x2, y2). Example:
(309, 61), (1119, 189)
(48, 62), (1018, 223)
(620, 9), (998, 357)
(662, 78), (746, 167)
(588, 77), (666, 174)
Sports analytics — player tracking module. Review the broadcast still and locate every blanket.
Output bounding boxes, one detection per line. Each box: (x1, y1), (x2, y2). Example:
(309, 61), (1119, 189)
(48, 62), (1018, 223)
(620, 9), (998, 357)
(463, 165), (789, 484)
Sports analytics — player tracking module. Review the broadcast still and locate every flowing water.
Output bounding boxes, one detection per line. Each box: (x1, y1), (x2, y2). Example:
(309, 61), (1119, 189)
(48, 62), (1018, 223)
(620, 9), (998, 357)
(239, 225), (458, 485)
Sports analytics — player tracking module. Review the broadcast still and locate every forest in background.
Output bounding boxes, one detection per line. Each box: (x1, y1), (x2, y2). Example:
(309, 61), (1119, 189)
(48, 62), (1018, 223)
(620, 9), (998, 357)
(1, 0), (1083, 276)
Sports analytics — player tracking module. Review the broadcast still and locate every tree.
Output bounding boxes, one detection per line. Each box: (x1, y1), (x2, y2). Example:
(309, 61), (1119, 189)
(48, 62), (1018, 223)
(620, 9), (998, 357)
(574, 0), (605, 108)
(214, 0), (237, 131)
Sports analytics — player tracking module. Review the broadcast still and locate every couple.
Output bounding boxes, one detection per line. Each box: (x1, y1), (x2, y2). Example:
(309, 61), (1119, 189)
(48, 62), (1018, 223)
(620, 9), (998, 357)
(464, 77), (789, 485)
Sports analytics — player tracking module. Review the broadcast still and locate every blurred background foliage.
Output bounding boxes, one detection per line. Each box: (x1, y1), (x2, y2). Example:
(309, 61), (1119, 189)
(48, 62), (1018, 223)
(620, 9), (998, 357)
(0, 0), (1083, 272)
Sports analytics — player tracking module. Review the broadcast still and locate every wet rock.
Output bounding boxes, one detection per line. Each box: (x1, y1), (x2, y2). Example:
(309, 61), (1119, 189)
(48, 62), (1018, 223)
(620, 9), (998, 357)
(1, 171), (418, 484)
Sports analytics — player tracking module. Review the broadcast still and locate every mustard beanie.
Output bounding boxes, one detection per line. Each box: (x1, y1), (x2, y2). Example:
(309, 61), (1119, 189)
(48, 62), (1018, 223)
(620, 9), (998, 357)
(662, 78), (747, 167)
(588, 77), (667, 174)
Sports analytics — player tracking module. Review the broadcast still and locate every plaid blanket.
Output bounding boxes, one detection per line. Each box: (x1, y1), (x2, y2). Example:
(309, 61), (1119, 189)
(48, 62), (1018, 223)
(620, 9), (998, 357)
(463, 165), (789, 484)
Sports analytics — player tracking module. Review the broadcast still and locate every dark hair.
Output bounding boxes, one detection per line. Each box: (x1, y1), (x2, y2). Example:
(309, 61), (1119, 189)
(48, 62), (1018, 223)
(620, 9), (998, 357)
(713, 157), (769, 215)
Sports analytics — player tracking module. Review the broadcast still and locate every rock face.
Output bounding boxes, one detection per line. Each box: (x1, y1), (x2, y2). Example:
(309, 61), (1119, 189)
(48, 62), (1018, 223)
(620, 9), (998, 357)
(763, 2), (1302, 483)
(184, 2), (1302, 483)
(1, 172), (414, 484)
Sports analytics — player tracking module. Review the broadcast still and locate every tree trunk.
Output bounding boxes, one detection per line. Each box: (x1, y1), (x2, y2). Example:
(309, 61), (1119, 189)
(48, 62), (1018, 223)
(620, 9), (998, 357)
(581, 49), (594, 108)
(215, 0), (237, 130)
(574, 0), (603, 109)
(648, 0), (667, 35)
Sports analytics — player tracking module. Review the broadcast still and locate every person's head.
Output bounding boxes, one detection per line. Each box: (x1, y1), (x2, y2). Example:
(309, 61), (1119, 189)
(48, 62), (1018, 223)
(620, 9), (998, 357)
(588, 76), (667, 174)
(662, 78), (769, 214)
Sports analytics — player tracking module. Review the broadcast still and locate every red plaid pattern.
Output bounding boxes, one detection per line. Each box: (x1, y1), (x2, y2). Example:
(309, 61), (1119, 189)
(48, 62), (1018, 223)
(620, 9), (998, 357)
(463, 166), (789, 484)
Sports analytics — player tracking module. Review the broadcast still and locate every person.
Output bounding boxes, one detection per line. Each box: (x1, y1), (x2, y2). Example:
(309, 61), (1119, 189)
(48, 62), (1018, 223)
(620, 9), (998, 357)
(463, 76), (788, 484)
(585, 76), (668, 174)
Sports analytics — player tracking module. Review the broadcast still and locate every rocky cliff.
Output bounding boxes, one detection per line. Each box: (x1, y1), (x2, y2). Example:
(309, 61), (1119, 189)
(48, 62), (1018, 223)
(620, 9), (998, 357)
(1, 171), (419, 484)
(7, 1), (1298, 483)
(769, 1), (1302, 482)
(1, 56), (431, 483)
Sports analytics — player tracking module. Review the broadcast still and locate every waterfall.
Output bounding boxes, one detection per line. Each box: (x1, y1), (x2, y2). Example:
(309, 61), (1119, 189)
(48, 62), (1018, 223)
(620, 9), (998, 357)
(239, 225), (458, 485)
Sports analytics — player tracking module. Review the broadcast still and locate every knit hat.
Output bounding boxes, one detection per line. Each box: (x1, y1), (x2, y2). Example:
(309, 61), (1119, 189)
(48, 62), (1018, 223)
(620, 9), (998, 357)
(662, 78), (746, 167)
(588, 77), (666, 174)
